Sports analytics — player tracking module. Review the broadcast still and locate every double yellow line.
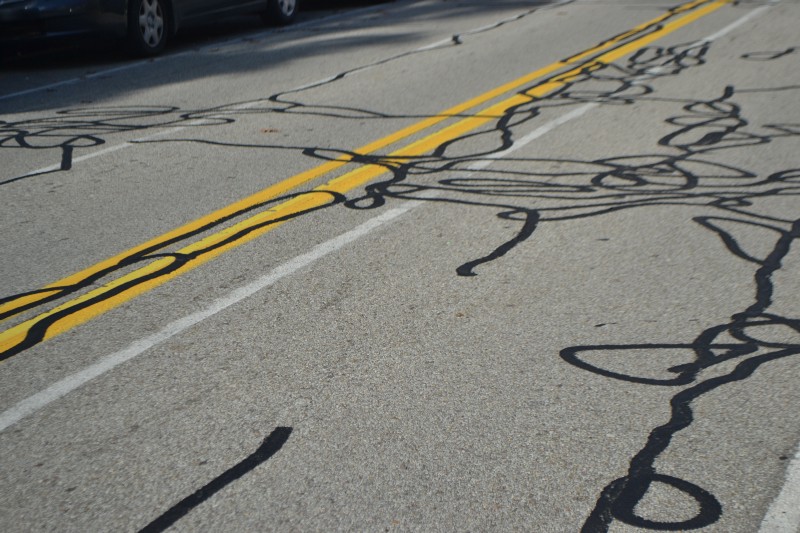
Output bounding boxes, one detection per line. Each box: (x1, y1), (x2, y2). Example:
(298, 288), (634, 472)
(0, 0), (730, 359)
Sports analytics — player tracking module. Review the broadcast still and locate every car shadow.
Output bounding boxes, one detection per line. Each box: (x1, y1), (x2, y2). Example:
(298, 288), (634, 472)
(1, 1), (392, 68)
(1, 1), (561, 110)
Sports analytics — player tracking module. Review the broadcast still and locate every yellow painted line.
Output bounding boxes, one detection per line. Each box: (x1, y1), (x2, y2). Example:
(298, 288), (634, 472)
(0, 0), (717, 322)
(0, 0), (730, 358)
(564, 0), (710, 64)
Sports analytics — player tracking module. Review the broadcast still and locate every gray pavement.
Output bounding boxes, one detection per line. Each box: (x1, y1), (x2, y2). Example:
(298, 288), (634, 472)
(1, 0), (799, 531)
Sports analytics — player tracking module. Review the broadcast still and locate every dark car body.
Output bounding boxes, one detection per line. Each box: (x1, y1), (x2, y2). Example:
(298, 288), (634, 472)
(1, 0), (127, 41)
(1, 0), (294, 53)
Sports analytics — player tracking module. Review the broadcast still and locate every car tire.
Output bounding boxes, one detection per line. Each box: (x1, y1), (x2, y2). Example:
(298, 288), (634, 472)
(127, 0), (169, 56)
(261, 0), (299, 26)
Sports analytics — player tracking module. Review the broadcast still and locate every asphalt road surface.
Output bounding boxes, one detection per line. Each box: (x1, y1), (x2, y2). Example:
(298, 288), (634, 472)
(2, 0), (799, 531)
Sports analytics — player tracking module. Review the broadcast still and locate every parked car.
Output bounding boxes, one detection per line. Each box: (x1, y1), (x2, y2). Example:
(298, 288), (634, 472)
(0, 0), (298, 56)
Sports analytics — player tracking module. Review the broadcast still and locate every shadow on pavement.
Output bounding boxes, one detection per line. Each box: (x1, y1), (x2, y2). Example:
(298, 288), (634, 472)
(1, 1), (563, 111)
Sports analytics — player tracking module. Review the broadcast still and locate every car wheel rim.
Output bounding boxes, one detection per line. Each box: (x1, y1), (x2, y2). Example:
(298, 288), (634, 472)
(138, 0), (165, 48)
(276, 0), (295, 16)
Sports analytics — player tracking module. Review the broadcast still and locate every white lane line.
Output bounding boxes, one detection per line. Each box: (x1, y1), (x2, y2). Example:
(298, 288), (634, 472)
(701, 2), (775, 43)
(760, 444), (800, 532)
(701, 3), (800, 532)
(467, 103), (597, 172)
(12, 125), (191, 179)
(0, 91), (592, 433)
(0, 202), (419, 433)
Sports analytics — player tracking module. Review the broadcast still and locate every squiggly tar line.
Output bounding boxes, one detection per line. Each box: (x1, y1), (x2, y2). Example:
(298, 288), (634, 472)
(0, 0), (732, 361)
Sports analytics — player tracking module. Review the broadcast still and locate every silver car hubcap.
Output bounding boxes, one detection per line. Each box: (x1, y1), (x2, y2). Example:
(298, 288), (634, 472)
(276, 0), (296, 16)
(138, 0), (165, 47)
